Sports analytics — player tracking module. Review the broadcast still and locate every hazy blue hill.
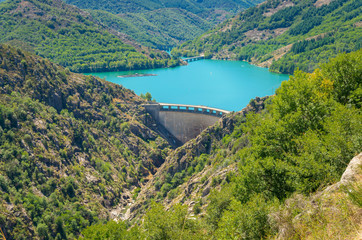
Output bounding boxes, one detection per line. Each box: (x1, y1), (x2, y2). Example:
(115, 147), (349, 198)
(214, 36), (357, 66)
(175, 0), (362, 74)
(0, 0), (178, 73)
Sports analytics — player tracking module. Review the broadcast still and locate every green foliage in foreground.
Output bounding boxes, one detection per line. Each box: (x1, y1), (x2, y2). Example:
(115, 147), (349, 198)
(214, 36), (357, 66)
(81, 203), (206, 240)
(0, 0), (177, 73)
(204, 50), (361, 238)
(82, 50), (362, 239)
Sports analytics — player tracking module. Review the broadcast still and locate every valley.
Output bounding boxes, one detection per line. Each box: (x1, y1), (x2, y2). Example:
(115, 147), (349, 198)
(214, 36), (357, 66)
(0, 0), (361, 239)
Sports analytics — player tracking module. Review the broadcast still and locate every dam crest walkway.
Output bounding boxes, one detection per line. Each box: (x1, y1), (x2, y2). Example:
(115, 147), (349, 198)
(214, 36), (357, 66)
(151, 103), (230, 116)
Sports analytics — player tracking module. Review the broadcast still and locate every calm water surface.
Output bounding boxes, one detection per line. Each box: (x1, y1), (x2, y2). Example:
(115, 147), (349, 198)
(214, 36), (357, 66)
(86, 60), (289, 112)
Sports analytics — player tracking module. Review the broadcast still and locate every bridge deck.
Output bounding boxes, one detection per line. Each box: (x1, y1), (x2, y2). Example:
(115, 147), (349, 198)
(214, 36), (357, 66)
(182, 55), (205, 62)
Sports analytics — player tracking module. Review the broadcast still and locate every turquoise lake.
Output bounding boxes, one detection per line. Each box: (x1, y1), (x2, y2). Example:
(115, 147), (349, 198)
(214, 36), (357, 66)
(86, 60), (289, 112)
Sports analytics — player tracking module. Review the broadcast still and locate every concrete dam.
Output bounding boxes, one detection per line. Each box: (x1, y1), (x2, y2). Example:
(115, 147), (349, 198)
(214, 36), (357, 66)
(143, 103), (230, 146)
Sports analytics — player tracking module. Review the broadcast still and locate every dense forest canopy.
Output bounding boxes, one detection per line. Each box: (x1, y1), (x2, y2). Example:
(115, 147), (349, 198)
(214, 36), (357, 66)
(63, 0), (261, 18)
(62, 0), (264, 49)
(88, 8), (212, 49)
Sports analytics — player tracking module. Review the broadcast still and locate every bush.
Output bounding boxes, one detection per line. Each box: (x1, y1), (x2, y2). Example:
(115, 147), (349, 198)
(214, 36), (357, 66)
(37, 223), (49, 240)
(0, 175), (9, 192)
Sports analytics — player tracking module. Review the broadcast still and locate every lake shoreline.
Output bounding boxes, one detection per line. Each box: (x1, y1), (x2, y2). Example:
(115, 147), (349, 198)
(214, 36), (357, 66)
(85, 59), (289, 111)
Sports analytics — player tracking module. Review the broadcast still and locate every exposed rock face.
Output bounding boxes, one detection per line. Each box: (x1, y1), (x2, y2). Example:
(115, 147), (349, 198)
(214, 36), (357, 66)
(340, 153), (362, 184)
(272, 153), (362, 240)
(318, 152), (362, 195)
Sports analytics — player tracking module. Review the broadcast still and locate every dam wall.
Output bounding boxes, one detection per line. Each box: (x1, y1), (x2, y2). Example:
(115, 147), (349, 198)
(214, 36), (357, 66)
(144, 103), (230, 144)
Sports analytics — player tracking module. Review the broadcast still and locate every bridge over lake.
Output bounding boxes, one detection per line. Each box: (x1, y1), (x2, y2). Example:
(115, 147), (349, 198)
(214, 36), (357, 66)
(143, 103), (230, 145)
(182, 55), (205, 63)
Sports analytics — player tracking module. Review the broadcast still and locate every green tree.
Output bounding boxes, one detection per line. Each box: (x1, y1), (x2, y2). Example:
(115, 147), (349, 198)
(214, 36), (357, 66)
(144, 202), (204, 240)
(37, 223), (49, 240)
(81, 221), (141, 240)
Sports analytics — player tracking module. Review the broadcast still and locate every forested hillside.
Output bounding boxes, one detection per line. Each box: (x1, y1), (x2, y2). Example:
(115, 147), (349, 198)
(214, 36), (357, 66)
(0, 44), (173, 239)
(83, 50), (362, 239)
(174, 0), (362, 74)
(63, 0), (261, 19)
(63, 0), (264, 49)
(0, 0), (178, 73)
(89, 8), (212, 49)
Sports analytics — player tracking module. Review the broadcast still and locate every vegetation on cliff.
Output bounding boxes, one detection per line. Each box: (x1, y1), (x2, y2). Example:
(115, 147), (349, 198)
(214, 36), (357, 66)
(0, 0), (178, 73)
(0, 44), (172, 239)
(173, 0), (362, 74)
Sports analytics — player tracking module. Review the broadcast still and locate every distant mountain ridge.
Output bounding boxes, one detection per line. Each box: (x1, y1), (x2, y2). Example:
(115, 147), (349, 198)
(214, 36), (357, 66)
(63, 0), (264, 49)
(89, 8), (213, 49)
(0, 0), (179, 72)
(63, 0), (261, 17)
(174, 0), (362, 74)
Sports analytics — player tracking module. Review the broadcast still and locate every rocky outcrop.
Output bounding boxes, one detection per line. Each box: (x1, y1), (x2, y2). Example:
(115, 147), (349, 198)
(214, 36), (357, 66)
(322, 152), (362, 194)
(271, 153), (362, 240)
(340, 153), (362, 184)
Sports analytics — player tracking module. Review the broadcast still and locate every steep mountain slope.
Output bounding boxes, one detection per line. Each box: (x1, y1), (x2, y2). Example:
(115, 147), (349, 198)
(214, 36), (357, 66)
(174, 0), (362, 74)
(0, 0), (178, 73)
(63, 0), (265, 49)
(0, 44), (172, 239)
(63, 0), (262, 18)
